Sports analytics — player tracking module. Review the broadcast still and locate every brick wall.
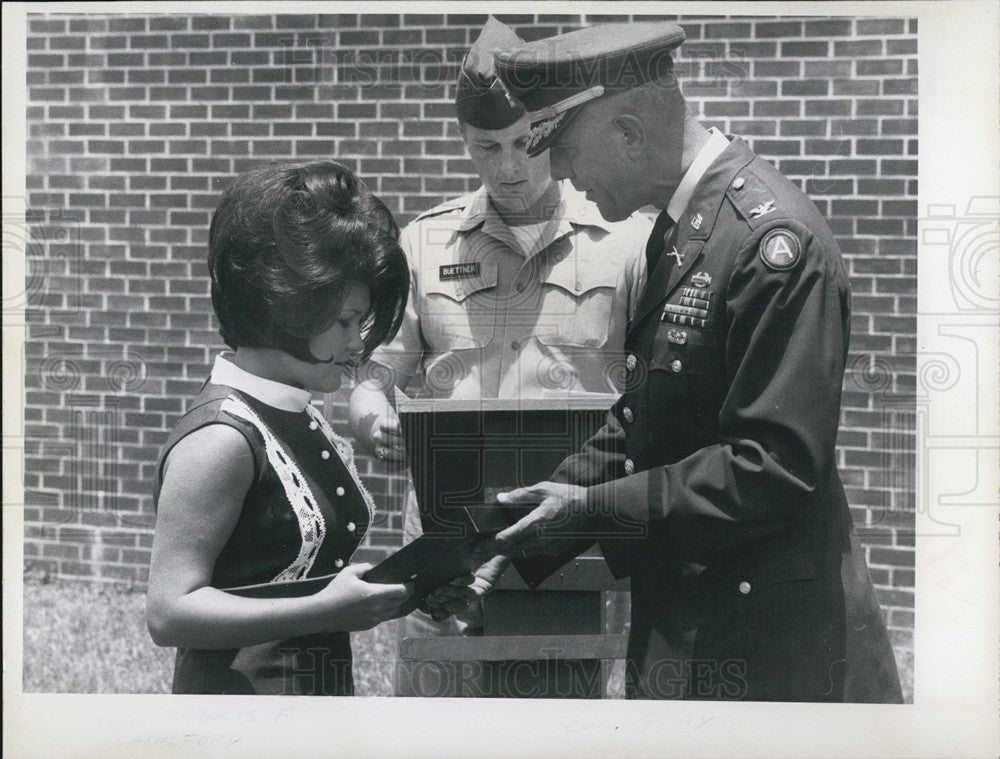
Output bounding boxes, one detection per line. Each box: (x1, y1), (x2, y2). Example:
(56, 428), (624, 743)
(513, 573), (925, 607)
(21, 12), (916, 694)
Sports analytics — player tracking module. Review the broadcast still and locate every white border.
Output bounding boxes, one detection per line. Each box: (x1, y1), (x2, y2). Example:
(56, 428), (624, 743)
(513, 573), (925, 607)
(3, 2), (998, 757)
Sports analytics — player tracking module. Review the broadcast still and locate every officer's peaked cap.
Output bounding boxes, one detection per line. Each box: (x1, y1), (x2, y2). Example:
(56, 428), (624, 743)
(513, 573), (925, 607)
(494, 22), (686, 156)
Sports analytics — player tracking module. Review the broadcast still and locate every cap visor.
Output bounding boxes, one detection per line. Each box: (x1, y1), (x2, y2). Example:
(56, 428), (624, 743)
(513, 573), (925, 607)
(526, 105), (584, 158)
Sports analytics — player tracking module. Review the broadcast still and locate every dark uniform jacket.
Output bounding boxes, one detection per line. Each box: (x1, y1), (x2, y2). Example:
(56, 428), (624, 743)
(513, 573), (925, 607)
(553, 137), (903, 702)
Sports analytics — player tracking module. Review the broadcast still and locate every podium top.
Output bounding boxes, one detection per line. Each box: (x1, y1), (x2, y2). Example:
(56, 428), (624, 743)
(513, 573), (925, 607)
(398, 394), (619, 415)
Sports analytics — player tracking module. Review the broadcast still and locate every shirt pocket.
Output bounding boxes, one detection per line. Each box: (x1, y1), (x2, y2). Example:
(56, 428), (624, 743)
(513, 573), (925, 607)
(649, 325), (717, 377)
(535, 264), (619, 349)
(419, 263), (498, 350)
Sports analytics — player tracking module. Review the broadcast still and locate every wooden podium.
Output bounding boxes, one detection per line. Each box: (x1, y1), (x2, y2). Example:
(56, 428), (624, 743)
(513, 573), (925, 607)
(397, 396), (629, 698)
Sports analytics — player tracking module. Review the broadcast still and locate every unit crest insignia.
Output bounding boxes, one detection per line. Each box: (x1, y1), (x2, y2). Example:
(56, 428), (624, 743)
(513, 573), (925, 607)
(759, 229), (801, 271)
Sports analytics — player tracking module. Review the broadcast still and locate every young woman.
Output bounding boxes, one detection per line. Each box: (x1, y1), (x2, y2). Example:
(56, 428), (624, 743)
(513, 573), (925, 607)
(146, 160), (459, 695)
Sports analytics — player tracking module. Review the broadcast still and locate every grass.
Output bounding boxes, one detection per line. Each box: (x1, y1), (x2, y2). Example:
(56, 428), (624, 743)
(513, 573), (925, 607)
(21, 578), (912, 701)
(21, 577), (397, 695)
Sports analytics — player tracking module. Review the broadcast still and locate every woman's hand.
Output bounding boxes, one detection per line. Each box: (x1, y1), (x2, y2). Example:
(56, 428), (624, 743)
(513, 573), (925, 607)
(316, 564), (413, 631)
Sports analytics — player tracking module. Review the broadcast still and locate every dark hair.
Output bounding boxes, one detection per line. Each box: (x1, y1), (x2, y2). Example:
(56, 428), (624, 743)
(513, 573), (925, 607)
(208, 160), (408, 363)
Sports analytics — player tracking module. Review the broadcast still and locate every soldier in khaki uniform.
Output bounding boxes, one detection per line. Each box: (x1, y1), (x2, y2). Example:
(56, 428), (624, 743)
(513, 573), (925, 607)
(493, 22), (903, 702)
(347, 19), (650, 696)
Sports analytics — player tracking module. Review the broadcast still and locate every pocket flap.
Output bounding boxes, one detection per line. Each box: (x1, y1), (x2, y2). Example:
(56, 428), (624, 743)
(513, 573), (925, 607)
(542, 260), (618, 296)
(649, 330), (716, 375)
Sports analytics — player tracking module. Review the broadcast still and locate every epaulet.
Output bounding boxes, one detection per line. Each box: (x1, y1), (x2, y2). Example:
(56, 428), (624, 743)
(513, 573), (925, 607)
(726, 165), (788, 232)
(411, 192), (475, 224)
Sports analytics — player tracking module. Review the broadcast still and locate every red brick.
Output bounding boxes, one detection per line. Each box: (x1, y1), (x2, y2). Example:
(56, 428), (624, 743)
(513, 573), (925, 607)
(889, 609), (914, 628)
(884, 79), (918, 96)
(857, 19), (906, 35)
(834, 40), (882, 57)
(888, 39), (917, 56)
(782, 41), (828, 57)
(41, 541), (81, 559)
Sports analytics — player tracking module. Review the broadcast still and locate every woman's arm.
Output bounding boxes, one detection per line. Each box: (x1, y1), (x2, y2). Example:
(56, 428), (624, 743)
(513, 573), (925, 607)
(146, 424), (410, 650)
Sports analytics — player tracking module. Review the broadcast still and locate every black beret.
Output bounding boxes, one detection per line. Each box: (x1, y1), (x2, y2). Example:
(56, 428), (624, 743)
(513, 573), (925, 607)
(455, 17), (526, 130)
(494, 22), (686, 155)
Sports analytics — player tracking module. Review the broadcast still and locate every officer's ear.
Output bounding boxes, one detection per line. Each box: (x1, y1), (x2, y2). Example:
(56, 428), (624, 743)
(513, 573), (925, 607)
(613, 115), (645, 156)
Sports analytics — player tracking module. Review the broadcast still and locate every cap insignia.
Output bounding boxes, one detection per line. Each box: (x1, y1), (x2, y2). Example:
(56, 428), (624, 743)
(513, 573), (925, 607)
(527, 111), (566, 152)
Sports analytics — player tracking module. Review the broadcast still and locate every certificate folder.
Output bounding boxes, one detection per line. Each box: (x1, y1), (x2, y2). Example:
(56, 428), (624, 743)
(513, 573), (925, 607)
(398, 395), (617, 588)
(223, 505), (510, 602)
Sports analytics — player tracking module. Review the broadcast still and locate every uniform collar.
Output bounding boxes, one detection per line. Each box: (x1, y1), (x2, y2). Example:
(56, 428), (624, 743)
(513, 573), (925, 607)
(629, 135), (756, 330)
(457, 180), (613, 236)
(456, 185), (495, 233)
(666, 127), (730, 222)
(676, 135), (756, 245)
(556, 181), (614, 233)
(210, 353), (312, 412)
(452, 181), (613, 261)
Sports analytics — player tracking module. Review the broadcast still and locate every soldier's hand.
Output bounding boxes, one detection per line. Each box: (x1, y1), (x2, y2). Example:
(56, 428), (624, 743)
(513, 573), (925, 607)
(421, 573), (488, 622)
(495, 482), (589, 556)
(347, 378), (406, 464)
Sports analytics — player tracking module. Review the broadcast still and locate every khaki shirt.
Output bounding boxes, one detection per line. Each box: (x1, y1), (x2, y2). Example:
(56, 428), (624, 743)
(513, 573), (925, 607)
(373, 182), (651, 400)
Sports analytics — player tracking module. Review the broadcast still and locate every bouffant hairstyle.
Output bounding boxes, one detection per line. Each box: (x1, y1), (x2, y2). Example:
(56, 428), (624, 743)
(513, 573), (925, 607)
(208, 160), (408, 363)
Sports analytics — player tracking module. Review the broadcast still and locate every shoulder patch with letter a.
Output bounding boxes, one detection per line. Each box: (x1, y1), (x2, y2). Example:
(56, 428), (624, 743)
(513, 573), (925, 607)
(758, 229), (801, 271)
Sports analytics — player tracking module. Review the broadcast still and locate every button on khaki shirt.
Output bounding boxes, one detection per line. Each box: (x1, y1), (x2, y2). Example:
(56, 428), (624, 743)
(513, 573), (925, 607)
(373, 182), (651, 400)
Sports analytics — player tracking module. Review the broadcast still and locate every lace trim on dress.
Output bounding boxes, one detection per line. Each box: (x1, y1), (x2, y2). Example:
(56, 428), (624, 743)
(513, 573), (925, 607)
(220, 396), (326, 583)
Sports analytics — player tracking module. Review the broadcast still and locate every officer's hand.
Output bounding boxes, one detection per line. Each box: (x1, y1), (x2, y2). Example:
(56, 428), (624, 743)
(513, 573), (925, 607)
(367, 414), (405, 465)
(421, 573), (489, 622)
(495, 482), (589, 557)
(347, 379), (406, 464)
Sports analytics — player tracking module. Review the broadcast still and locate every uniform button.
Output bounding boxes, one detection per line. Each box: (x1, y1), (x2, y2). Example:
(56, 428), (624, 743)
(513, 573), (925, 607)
(622, 407), (634, 423)
(308, 421), (319, 431)
(575, 281), (582, 291)
(456, 287), (465, 297)
(732, 177), (745, 190)
(739, 581), (751, 595)
(321, 450), (331, 460)
(515, 281), (525, 293)
(335, 558), (344, 569)
(626, 354), (637, 371)
(336, 486), (345, 497)
(510, 340), (520, 350)
(346, 522), (356, 532)
(624, 458), (635, 475)
(671, 359), (683, 373)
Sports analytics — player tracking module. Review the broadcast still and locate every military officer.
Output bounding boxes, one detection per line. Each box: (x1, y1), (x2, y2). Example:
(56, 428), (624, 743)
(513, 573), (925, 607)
(347, 18), (650, 697)
(493, 22), (904, 702)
